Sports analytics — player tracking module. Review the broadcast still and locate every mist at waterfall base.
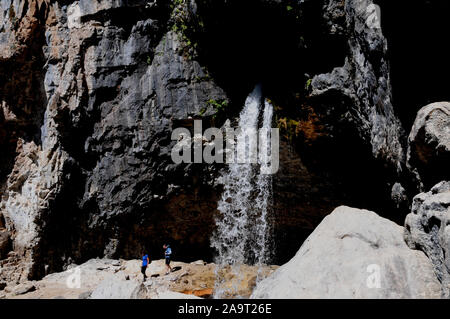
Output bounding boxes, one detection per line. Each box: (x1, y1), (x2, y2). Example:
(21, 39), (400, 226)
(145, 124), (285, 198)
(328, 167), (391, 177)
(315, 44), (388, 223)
(211, 86), (275, 298)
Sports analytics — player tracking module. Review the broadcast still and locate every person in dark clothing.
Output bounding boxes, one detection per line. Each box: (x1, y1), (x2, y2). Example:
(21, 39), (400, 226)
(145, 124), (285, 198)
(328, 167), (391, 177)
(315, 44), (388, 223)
(141, 253), (150, 281)
(163, 244), (172, 275)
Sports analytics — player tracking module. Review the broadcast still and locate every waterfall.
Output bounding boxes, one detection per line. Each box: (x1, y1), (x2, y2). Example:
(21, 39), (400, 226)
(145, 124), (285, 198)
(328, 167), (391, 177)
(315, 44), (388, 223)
(211, 86), (274, 298)
(252, 99), (274, 265)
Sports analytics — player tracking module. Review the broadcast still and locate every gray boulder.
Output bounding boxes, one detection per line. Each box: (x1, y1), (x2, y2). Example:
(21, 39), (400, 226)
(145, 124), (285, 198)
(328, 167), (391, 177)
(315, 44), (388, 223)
(90, 274), (145, 299)
(407, 102), (450, 189)
(251, 206), (442, 299)
(405, 181), (450, 297)
(12, 282), (36, 296)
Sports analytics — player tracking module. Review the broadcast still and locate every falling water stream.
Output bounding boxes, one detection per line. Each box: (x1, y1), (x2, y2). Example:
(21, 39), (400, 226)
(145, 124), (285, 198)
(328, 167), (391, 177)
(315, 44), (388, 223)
(211, 86), (274, 298)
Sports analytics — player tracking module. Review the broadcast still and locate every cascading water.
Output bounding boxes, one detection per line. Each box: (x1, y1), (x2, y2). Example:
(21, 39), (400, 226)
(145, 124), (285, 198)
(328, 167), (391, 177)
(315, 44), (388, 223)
(252, 99), (274, 265)
(211, 86), (275, 298)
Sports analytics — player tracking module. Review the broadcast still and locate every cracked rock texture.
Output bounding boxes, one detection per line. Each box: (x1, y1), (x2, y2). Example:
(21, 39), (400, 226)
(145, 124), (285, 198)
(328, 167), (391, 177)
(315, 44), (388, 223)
(405, 181), (450, 298)
(407, 102), (450, 190)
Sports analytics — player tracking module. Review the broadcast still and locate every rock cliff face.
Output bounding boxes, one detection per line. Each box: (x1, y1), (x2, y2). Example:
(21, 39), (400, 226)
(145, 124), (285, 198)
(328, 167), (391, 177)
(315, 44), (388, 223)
(1, 0), (228, 280)
(0, 0), (437, 286)
(407, 103), (450, 190)
(271, 0), (407, 254)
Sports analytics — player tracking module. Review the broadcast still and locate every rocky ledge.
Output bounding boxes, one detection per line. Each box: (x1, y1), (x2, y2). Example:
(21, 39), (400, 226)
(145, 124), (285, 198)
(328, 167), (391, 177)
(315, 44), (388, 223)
(0, 258), (277, 299)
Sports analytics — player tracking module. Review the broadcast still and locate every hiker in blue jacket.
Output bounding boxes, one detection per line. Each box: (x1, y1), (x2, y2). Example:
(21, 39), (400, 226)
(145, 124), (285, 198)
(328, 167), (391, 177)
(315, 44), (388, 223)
(141, 253), (150, 281)
(163, 244), (173, 275)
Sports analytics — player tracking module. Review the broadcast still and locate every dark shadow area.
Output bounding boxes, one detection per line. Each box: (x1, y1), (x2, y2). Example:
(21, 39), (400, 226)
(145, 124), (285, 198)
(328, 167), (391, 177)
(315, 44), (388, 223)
(0, 130), (17, 197)
(194, 0), (347, 116)
(271, 90), (404, 265)
(375, 0), (450, 130)
(113, 179), (219, 264)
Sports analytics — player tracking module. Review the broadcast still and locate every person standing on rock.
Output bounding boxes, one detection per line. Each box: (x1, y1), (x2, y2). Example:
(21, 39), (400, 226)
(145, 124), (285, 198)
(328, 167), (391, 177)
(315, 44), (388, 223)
(141, 253), (150, 281)
(163, 244), (173, 275)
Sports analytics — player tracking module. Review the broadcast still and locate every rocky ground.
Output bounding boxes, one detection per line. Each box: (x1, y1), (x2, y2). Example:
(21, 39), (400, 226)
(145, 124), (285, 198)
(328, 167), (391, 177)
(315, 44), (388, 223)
(0, 258), (277, 299)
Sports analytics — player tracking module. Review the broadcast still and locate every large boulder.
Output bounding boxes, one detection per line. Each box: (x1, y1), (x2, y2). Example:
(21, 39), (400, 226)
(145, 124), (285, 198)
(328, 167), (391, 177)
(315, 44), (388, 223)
(405, 181), (450, 297)
(407, 102), (450, 189)
(90, 275), (145, 299)
(251, 206), (442, 299)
